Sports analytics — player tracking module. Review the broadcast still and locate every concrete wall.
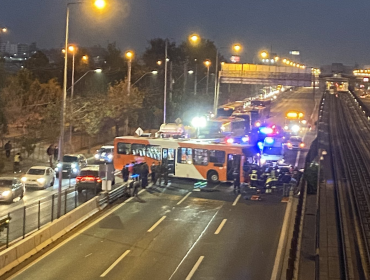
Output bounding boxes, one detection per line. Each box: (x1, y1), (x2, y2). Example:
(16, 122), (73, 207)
(0, 197), (100, 276)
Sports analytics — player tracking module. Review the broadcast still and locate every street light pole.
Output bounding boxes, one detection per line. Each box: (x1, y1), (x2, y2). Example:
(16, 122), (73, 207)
(163, 39), (168, 124)
(58, 3), (70, 218)
(127, 58), (132, 96)
(213, 50), (219, 115)
(194, 59), (198, 96)
(69, 48), (75, 151)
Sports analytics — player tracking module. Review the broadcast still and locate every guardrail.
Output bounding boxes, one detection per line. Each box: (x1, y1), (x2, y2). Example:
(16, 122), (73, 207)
(0, 182), (129, 249)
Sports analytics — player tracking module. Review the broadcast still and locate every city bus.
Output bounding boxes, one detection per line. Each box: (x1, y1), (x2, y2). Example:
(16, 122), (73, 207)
(113, 136), (247, 183)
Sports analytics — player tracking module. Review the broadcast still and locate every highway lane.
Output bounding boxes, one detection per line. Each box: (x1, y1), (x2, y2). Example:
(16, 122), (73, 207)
(7, 179), (286, 280)
(268, 87), (320, 168)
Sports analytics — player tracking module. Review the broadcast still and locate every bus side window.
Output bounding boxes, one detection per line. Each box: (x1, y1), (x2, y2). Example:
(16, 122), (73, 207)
(193, 149), (208, 166)
(132, 144), (146, 156)
(146, 145), (161, 160)
(177, 148), (192, 164)
(209, 150), (225, 164)
(117, 142), (131, 155)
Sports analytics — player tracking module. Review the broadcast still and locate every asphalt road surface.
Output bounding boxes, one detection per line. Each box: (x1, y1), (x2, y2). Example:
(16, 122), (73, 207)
(3, 87), (319, 280)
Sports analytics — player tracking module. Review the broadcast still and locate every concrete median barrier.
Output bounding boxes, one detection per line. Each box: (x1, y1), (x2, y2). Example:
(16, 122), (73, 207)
(0, 197), (100, 276)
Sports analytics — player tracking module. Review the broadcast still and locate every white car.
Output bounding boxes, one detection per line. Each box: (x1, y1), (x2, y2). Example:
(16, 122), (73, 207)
(22, 166), (55, 189)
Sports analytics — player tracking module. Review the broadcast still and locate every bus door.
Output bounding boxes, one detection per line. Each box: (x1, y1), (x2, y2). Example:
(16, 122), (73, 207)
(227, 154), (241, 181)
(162, 148), (175, 175)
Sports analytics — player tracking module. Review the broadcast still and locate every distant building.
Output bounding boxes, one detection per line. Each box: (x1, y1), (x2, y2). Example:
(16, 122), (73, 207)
(17, 43), (29, 56)
(0, 41), (18, 55)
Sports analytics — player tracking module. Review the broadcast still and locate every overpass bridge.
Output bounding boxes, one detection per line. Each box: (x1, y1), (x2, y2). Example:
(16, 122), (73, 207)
(220, 63), (313, 87)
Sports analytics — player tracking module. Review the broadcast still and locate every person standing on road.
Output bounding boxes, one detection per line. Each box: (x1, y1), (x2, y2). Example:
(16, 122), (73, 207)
(46, 145), (54, 167)
(121, 165), (129, 182)
(53, 145), (58, 161)
(13, 152), (22, 173)
(150, 162), (156, 184)
(141, 163), (149, 188)
(4, 141), (12, 159)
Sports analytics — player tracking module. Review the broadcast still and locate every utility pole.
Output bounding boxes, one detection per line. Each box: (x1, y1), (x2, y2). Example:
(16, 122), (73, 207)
(194, 59), (198, 96)
(169, 61), (173, 102)
(163, 40), (168, 124)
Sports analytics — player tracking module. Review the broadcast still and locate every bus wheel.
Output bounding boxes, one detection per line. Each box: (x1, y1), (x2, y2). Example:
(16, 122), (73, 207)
(207, 171), (219, 183)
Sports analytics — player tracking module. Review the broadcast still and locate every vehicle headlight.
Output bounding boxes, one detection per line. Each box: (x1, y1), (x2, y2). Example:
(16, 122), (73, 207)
(57, 163), (62, 168)
(284, 125), (289, 130)
(108, 154), (113, 159)
(260, 159), (266, 164)
(2, 191), (10, 196)
(73, 168), (78, 173)
(37, 178), (45, 183)
(21, 177), (27, 182)
(71, 163), (77, 168)
(94, 154), (100, 159)
(301, 120), (307, 125)
(291, 125), (300, 133)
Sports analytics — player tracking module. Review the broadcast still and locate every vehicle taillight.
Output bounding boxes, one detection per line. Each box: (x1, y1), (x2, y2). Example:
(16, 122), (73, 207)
(76, 176), (82, 183)
(287, 143), (292, 147)
(96, 177), (102, 183)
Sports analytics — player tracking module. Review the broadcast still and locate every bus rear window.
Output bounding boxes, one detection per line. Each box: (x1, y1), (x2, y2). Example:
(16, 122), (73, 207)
(117, 143), (131, 154)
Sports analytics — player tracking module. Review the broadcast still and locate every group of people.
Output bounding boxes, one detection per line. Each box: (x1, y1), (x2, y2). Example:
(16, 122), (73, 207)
(121, 161), (169, 196)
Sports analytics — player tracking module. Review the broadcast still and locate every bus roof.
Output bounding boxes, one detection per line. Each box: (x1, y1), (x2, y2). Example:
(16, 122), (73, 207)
(114, 136), (251, 150)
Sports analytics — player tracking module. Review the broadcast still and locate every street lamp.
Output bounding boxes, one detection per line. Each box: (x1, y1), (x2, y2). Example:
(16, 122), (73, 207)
(233, 44), (242, 53)
(58, 0), (106, 219)
(204, 60), (211, 95)
(132, 70), (158, 86)
(0, 27), (7, 33)
(189, 34), (200, 44)
(260, 51), (268, 59)
(125, 50), (134, 96)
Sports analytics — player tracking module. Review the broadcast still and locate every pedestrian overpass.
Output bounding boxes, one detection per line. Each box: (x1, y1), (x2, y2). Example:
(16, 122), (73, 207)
(220, 63), (313, 87)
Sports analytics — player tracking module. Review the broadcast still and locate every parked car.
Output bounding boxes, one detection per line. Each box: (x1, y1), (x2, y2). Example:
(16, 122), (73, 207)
(22, 166), (55, 189)
(76, 165), (102, 194)
(0, 177), (24, 203)
(94, 145), (114, 163)
(55, 154), (87, 178)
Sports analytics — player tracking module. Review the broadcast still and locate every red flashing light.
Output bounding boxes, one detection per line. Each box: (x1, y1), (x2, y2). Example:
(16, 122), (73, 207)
(226, 138), (234, 144)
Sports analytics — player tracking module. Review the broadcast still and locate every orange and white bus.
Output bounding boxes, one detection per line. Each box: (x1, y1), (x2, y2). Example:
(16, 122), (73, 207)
(113, 136), (248, 183)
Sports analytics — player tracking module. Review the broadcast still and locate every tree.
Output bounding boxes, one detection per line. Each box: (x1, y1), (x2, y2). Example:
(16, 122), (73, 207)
(105, 79), (144, 136)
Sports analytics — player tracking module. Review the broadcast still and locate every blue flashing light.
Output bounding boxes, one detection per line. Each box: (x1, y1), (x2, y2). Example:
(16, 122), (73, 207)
(242, 136), (249, 143)
(260, 127), (273, 134)
(265, 137), (274, 144)
(257, 141), (264, 150)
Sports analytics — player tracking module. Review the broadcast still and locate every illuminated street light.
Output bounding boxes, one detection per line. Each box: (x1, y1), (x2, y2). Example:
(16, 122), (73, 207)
(233, 44), (242, 52)
(260, 51), (268, 59)
(157, 60), (162, 66)
(189, 34), (200, 44)
(125, 50), (134, 95)
(0, 27), (7, 33)
(274, 56), (279, 61)
(204, 60), (211, 95)
(132, 70), (158, 86)
(58, 1), (106, 218)
(188, 70), (194, 74)
(94, 0), (106, 9)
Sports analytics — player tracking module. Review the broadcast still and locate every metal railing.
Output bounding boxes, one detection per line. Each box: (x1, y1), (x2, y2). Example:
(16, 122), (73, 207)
(0, 182), (129, 249)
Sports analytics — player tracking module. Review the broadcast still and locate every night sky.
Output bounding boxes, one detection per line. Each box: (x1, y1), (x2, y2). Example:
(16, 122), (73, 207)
(1, 0), (369, 66)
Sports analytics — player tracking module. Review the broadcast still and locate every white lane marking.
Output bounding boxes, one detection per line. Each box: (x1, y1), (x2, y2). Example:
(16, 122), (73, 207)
(100, 250), (131, 277)
(85, 253), (92, 258)
(8, 195), (135, 280)
(147, 216), (166, 232)
(177, 192), (192, 205)
(294, 129), (308, 168)
(168, 210), (219, 280)
(185, 256), (204, 280)
(214, 219), (227, 235)
(232, 194), (241, 206)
